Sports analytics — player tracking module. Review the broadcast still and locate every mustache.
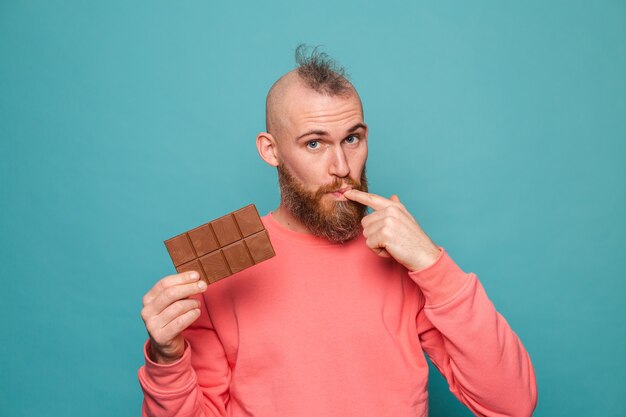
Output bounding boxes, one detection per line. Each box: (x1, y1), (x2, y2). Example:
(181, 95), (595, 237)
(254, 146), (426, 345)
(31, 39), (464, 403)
(313, 177), (365, 199)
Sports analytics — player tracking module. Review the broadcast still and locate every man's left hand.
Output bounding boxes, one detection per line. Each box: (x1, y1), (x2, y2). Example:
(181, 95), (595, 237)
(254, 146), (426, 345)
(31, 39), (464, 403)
(344, 189), (441, 272)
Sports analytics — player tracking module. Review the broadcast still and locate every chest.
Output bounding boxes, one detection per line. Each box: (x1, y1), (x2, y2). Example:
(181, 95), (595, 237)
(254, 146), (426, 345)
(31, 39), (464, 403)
(204, 242), (418, 364)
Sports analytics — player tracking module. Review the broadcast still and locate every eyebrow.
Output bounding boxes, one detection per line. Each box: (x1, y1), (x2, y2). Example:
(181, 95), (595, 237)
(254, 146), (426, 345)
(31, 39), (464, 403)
(296, 123), (367, 141)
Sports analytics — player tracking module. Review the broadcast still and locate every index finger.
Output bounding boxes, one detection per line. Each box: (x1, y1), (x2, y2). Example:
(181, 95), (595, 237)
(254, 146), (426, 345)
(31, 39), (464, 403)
(344, 189), (394, 211)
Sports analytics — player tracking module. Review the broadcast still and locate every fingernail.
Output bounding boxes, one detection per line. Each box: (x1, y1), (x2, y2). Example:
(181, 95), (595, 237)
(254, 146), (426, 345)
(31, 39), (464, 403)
(189, 271), (199, 280)
(198, 280), (207, 290)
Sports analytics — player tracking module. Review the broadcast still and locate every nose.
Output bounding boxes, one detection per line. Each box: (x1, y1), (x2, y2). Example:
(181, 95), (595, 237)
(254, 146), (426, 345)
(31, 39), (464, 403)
(329, 146), (350, 178)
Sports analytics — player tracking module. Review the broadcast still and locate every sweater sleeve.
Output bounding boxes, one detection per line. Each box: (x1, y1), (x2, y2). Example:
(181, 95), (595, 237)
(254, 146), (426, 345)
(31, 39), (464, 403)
(409, 249), (537, 417)
(137, 292), (231, 417)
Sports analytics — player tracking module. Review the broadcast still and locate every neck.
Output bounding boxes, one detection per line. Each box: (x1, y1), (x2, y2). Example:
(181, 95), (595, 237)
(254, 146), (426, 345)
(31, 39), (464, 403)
(272, 203), (313, 234)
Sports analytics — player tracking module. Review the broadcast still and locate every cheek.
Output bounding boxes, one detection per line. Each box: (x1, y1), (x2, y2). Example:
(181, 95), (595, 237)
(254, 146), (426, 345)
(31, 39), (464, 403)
(287, 162), (326, 191)
(290, 157), (329, 187)
(305, 170), (330, 191)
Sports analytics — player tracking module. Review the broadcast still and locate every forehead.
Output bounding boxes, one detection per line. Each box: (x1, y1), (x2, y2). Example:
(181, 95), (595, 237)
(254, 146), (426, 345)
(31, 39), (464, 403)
(282, 86), (364, 136)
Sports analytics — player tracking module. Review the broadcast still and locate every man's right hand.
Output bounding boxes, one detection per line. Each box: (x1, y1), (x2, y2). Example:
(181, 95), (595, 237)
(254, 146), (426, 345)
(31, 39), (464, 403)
(141, 271), (208, 364)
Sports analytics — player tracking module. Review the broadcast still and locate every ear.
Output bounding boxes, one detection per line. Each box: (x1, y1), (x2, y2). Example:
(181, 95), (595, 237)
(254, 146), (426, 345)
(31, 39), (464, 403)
(256, 132), (279, 167)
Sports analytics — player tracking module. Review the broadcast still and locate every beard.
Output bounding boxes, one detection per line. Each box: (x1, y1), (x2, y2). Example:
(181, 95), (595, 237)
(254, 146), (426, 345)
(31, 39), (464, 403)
(277, 164), (369, 243)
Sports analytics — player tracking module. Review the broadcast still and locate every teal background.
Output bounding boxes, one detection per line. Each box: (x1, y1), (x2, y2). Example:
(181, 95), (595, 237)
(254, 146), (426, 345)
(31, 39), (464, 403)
(1, 1), (624, 416)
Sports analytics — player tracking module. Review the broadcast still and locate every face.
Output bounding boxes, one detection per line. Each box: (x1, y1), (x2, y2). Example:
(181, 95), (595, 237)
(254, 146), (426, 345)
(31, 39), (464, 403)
(272, 85), (369, 242)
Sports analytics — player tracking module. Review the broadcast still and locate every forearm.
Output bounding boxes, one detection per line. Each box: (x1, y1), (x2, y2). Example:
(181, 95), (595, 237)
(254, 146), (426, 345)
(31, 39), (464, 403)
(412, 251), (537, 416)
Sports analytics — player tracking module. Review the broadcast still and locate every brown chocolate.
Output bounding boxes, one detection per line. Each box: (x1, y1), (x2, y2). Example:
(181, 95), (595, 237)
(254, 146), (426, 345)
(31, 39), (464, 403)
(164, 204), (275, 284)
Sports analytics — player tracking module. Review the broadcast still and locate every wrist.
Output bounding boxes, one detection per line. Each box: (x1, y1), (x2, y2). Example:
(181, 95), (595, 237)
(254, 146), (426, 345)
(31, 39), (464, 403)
(140, 339), (196, 390)
(407, 245), (442, 272)
(148, 340), (185, 365)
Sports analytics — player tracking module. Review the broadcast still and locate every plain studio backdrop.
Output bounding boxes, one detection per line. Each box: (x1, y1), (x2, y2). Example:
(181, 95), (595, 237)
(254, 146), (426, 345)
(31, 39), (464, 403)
(1, 1), (624, 416)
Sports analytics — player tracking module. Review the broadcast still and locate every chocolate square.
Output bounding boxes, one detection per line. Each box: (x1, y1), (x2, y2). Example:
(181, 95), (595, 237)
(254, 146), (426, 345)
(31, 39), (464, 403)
(164, 234), (196, 267)
(211, 214), (241, 246)
(199, 251), (231, 283)
(222, 241), (254, 274)
(234, 205), (264, 237)
(245, 230), (275, 264)
(188, 223), (219, 257)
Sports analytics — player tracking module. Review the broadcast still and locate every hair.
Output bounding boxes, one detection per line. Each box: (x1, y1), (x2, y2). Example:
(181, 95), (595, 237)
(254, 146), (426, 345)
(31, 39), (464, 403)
(265, 44), (358, 134)
(294, 44), (353, 96)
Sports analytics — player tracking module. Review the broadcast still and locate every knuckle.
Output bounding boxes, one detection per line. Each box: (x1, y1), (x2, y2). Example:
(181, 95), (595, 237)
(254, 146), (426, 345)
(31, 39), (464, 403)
(172, 300), (184, 313)
(153, 330), (166, 345)
(173, 314), (189, 330)
(176, 272), (188, 284)
(146, 316), (159, 331)
(176, 301), (190, 315)
(164, 287), (179, 300)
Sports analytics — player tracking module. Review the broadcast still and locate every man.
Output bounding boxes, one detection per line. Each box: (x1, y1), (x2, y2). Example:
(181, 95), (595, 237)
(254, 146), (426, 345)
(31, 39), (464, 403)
(138, 46), (537, 417)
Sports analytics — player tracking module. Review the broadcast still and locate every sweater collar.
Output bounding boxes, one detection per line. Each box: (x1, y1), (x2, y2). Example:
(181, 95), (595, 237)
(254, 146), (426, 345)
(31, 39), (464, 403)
(262, 211), (360, 247)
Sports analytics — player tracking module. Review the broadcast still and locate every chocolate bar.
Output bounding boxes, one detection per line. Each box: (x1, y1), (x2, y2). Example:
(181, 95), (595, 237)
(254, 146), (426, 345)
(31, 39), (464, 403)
(164, 204), (275, 284)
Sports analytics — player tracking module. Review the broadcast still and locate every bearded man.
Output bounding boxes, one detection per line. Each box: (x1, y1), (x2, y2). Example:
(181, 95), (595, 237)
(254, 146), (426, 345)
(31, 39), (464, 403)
(138, 46), (537, 417)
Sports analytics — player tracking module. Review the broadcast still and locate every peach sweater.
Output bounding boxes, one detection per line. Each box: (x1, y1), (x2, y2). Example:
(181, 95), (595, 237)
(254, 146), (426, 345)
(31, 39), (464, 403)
(138, 213), (537, 416)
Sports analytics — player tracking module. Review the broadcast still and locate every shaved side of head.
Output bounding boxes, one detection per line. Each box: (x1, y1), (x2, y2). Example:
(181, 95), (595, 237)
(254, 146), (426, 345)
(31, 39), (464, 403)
(265, 45), (362, 141)
(265, 71), (299, 141)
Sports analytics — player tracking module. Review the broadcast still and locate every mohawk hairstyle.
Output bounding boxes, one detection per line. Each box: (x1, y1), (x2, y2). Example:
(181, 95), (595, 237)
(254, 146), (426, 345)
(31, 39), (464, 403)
(294, 44), (353, 96)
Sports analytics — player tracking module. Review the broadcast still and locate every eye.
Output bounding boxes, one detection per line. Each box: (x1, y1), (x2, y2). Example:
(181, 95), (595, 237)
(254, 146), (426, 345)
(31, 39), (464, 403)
(306, 140), (320, 149)
(344, 135), (359, 144)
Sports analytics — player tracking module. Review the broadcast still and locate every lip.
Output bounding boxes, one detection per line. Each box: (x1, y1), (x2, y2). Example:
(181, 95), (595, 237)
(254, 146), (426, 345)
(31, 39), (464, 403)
(327, 187), (352, 200)
(329, 186), (352, 194)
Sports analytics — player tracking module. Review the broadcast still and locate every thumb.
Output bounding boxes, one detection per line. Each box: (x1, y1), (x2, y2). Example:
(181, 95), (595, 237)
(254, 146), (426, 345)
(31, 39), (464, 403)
(374, 247), (391, 258)
(390, 194), (401, 203)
